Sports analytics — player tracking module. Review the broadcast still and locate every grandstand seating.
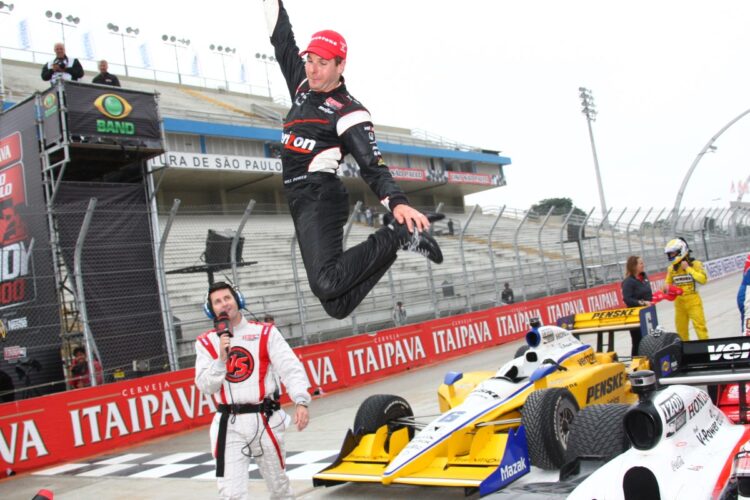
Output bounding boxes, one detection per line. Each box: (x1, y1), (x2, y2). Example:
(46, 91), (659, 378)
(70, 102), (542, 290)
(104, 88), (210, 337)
(3, 59), (464, 151)
(4, 57), (743, 368)
(160, 205), (689, 360)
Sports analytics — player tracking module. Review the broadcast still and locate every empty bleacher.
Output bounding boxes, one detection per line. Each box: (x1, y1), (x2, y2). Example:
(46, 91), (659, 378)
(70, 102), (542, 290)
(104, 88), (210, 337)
(160, 203), (708, 362)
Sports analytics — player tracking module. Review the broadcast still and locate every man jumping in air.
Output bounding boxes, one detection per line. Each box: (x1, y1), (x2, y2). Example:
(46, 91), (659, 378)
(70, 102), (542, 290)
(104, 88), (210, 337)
(262, 0), (444, 320)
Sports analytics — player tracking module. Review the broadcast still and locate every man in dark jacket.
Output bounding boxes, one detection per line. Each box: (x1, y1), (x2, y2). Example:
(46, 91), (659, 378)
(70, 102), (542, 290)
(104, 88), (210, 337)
(92, 60), (121, 87)
(501, 282), (514, 304)
(41, 43), (84, 85)
(263, 0), (444, 320)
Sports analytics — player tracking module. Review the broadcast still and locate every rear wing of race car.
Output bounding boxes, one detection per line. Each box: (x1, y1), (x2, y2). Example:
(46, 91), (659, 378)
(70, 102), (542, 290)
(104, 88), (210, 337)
(556, 306), (658, 353)
(654, 335), (750, 424)
(654, 335), (750, 384)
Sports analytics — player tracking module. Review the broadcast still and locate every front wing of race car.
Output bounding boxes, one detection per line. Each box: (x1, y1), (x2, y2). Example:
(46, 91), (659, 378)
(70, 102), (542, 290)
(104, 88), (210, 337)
(313, 421), (531, 495)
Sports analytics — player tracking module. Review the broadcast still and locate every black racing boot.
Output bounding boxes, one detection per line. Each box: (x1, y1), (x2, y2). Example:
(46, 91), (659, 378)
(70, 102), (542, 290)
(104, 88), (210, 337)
(401, 228), (443, 264)
(385, 219), (443, 264)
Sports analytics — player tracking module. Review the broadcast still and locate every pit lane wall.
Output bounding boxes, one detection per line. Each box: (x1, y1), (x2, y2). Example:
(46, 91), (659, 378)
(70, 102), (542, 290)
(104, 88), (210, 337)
(2, 254), (744, 477)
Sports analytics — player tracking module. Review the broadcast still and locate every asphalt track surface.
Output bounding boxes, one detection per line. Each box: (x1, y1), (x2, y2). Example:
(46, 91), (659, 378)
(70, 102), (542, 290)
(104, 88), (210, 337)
(0, 275), (743, 500)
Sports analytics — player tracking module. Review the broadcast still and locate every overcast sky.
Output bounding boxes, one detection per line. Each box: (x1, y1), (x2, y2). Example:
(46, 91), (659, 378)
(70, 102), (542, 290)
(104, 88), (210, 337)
(5, 1), (750, 216)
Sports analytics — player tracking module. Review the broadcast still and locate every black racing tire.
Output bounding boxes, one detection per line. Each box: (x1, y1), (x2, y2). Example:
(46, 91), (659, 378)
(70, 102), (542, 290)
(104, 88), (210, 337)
(353, 394), (414, 442)
(521, 388), (579, 470)
(638, 331), (681, 369)
(565, 403), (631, 463)
(515, 345), (530, 359)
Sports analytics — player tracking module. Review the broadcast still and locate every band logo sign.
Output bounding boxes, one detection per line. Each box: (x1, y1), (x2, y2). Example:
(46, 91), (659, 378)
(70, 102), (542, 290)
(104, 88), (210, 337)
(0, 132), (35, 309)
(94, 94), (135, 136)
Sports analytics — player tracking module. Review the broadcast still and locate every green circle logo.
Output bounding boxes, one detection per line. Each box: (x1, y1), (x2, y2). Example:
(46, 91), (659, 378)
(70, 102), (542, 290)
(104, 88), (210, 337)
(94, 94), (133, 119)
(43, 93), (57, 109)
(103, 96), (124, 117)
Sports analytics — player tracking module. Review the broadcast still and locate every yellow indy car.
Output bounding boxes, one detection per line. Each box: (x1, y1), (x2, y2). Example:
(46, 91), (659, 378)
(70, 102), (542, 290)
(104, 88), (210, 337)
(313, 316), (678, 496)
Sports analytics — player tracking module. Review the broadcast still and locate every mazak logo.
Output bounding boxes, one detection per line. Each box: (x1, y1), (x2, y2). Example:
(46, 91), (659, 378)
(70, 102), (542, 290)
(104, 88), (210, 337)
(708, 342), (750, 361)
(94, 94), (135, 135)
(499, 457), (527, 481)
(225, 346), (255, 383)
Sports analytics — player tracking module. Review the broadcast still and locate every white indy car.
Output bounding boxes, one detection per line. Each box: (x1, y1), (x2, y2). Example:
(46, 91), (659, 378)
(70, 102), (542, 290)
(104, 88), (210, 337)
(489, 332), (750, 500)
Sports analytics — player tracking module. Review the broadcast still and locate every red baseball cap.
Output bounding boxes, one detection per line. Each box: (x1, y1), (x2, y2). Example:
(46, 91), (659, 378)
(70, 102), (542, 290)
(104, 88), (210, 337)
(300, 30), (347, 60)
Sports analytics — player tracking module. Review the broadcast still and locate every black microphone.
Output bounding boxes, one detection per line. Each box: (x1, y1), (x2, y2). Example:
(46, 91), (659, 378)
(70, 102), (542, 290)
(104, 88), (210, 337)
(214, 312), (232, 354)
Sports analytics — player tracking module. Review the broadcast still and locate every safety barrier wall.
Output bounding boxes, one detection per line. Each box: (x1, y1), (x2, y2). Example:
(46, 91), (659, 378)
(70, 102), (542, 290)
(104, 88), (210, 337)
(704, 253), (747, 280)
(0, 262), (737, 477)
(6, 199), (747, 403)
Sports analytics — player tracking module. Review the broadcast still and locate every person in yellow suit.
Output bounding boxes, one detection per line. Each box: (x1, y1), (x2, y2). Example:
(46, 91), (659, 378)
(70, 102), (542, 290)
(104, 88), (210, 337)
(664, 237), (709, 340)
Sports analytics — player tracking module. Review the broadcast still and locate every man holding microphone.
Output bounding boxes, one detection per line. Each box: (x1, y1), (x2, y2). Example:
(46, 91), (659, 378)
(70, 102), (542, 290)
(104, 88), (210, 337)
(195, 281), (311, 499)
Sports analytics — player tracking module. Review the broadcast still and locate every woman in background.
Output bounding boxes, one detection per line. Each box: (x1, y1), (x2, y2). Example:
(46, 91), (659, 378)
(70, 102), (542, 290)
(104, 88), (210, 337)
(621, 255), (653, 356)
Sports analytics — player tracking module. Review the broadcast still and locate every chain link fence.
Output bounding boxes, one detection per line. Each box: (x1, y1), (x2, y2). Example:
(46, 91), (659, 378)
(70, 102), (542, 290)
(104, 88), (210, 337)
(5, 200), (750, 401)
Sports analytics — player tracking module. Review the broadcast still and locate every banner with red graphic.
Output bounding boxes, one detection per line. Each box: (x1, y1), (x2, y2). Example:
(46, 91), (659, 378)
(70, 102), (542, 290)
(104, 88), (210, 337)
(0, 369), (216, 477)
(389, 167), (427, 182)
(0, 139), (33, 309)
(447, 171), (494, 185)
(0, 98), (62, 397)
(0, 279), (638, 476)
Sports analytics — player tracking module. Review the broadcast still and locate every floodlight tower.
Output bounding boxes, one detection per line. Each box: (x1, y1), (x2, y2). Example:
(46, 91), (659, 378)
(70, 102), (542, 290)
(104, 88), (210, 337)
(579, 86), (609, 226)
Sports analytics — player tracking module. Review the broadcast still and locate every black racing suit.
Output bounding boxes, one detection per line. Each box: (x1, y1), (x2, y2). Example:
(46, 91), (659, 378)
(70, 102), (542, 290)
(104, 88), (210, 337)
(266, 0), (410, 319)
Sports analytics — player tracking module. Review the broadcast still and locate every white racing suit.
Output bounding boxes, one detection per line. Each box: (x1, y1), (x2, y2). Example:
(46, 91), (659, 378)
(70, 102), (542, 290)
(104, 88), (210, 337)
(195, 317), (311, 500)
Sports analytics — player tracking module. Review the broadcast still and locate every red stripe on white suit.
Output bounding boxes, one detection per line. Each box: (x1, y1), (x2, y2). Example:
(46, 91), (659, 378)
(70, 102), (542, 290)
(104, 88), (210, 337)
(261, 413), (285, 469)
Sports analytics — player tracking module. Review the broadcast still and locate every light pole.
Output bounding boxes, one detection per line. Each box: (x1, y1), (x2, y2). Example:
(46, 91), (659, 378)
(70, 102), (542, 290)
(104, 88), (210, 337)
(45, 10), (79, 46)
(579, 87), (609, 226)
(162, 34), (190, 84)
(106, 23), (139, 77)
(209, 44), (236, 90)
(0, 2), (13, 110)
(255, 52), (276, 98)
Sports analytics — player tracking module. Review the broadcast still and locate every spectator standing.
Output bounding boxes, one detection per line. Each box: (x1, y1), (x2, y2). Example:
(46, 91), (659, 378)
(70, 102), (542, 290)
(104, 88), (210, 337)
(621, 255), (653, 356)
(92, 60), (121, 87)
(69, 346), (103, 388)
(392, 301), (407, 326)
(501, 282), (514, 304)
(195, 281), (310, 499)
(41, 42), (84, 85)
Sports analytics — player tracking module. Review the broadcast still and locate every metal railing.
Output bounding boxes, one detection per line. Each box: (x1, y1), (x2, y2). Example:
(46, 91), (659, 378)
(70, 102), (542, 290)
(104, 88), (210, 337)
(5, 201), (748, 401)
